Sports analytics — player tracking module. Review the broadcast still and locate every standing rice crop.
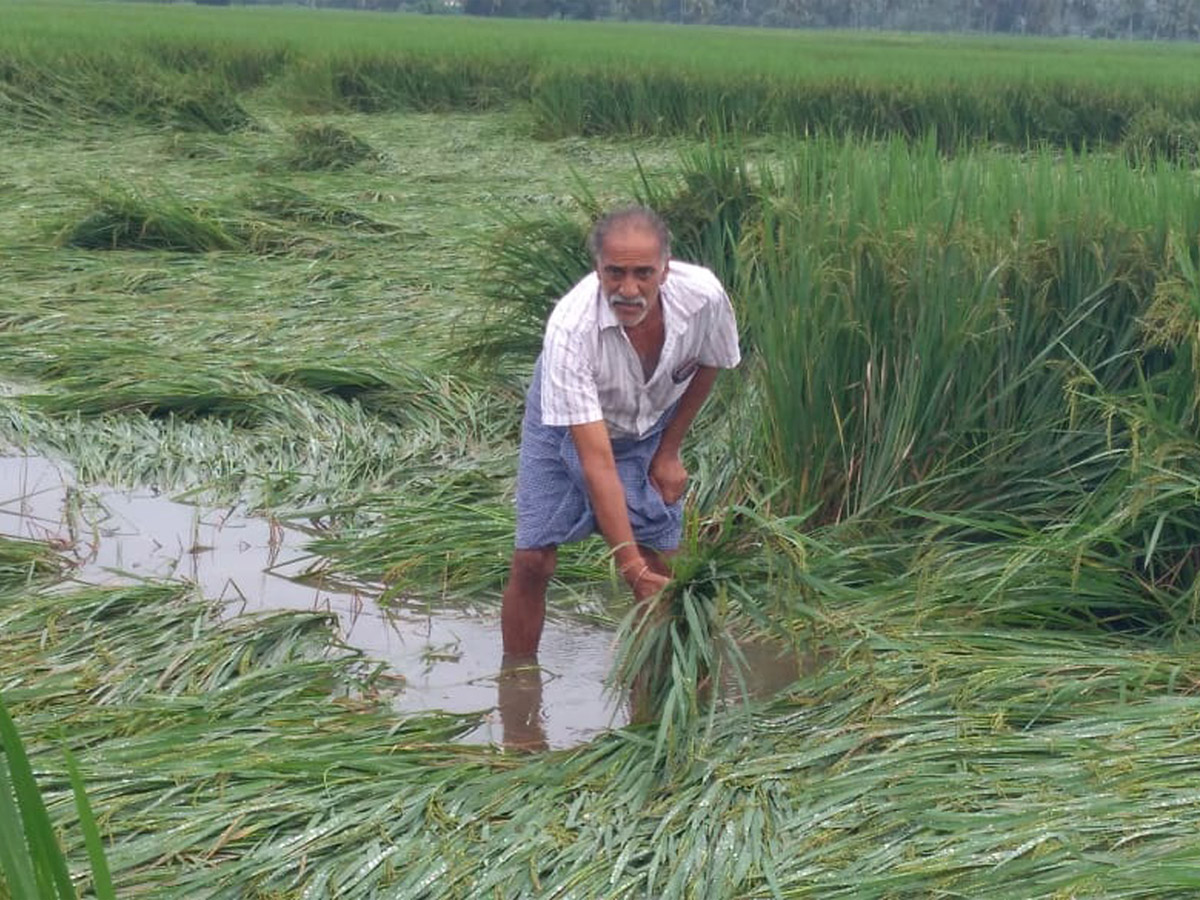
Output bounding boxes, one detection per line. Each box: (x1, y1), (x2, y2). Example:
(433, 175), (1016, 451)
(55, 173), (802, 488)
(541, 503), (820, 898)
(737, 137), (1199, 524)
(7, 2), (1200, 147)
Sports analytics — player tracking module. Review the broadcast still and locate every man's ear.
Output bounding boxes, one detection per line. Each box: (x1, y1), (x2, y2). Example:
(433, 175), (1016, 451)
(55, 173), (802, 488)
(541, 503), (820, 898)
(660, 259), (670, 284)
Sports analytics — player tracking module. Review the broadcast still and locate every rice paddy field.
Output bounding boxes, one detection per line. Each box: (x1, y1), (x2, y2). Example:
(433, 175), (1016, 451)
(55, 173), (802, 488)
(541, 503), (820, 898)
(4, 0), (1200, 896)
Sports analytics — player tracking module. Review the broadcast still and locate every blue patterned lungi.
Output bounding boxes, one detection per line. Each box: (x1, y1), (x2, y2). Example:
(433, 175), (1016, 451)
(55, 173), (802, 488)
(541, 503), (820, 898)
(515, 356), (682, 550)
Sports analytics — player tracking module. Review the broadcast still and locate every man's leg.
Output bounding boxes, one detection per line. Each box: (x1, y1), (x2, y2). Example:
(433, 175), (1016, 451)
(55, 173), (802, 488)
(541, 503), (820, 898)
(501, 546), (558, 657)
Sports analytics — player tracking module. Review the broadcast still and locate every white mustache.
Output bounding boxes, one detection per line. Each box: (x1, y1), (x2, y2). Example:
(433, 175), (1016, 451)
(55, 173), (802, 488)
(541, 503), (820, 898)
(607, 294), (646, 308)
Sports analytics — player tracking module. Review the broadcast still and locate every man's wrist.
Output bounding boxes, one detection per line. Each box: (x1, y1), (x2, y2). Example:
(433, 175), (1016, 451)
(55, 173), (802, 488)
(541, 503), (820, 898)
(654, 441), (682, 460)
(613, 546), (643, 574)
(622, 561), (652, 587)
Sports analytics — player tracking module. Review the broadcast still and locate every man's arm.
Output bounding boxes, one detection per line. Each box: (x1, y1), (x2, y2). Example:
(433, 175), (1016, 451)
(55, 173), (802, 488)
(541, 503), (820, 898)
(570, 421), (669, 600)
(648, 365), (721, 505)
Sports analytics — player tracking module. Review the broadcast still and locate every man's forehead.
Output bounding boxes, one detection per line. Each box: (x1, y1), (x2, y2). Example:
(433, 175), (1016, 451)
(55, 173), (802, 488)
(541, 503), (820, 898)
(598, 224), (666, 262)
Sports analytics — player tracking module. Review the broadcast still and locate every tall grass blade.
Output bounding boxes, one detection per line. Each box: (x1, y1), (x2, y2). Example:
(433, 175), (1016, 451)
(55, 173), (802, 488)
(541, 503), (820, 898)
(0, 694), (75, 900)
(63, 747), (115, 900)
(0, 759), (40, 900)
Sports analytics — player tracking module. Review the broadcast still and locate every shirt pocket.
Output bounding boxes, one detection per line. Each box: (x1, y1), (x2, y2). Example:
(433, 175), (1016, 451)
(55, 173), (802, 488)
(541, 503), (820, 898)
(670, 357), (700, 385)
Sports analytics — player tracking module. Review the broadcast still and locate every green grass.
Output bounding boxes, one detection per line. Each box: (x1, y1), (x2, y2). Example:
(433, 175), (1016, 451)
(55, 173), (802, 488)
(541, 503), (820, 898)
(6, 2), (1198, 87)
(6, 10), (1200, 897)
(0, 109), (682, 541)
(0, 537), (64, 588)
(6, 546), (1200, 897)
(5, 0), (1200, 147)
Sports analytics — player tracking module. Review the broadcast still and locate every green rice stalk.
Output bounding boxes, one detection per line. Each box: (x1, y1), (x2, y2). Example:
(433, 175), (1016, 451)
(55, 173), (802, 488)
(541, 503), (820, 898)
(166, 86), (253, 135)
(0, 758), (39, 900)
(0, 537), (65, 589)
(609, 507), (812, 772)
(0, 695), (75, 899)
(63, 748), (115, 900)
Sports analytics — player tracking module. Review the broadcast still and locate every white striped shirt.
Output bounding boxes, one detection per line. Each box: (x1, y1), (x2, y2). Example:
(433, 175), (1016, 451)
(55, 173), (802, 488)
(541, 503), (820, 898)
(540, 260), (741, 440)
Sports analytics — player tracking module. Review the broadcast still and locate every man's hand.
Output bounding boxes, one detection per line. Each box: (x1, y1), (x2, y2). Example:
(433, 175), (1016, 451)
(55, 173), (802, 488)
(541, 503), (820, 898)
(649, 450), (688, 506)
(623, 560), (670, 604)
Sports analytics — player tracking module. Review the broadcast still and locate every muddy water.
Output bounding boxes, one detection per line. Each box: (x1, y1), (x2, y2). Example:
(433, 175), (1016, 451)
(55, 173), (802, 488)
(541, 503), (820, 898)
(2, 453), (800, 750)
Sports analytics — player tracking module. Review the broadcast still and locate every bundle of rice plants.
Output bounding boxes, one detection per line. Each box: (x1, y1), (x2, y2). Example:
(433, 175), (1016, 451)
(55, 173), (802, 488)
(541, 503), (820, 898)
(609, 506), (812, 771)
(263, 362), (392, 399)
(1123, 107), (1200, 168)
(160, 132), (230, 160)
(58, 186), (243, 253)
(56, 184), (306, 255)
(20, 368), (283, 426)
(165, 86), (254, 134)
(281, 123), (380, 172)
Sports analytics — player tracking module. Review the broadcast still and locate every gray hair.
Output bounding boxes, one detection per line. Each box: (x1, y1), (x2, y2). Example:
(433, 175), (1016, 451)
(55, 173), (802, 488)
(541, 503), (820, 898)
(587, 205), (671, 264)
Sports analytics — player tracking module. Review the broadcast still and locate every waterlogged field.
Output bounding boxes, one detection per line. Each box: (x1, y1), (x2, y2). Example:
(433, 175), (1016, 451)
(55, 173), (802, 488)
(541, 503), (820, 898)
(0, 106), (686, 749)
(5, 1), (1200, 897)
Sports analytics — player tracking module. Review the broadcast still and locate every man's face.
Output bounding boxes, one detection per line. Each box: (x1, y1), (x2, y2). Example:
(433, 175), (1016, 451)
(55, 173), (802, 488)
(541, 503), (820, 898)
(596, 225), (668, 329)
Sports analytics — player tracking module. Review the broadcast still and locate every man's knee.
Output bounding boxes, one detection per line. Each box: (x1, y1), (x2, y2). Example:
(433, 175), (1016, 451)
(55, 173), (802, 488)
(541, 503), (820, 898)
(511, 547), (558, 583)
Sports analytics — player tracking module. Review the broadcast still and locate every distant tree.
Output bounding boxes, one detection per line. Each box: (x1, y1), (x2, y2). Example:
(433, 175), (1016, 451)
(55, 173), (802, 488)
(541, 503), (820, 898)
(551, 0), (601, 18)
(1159, 0), (1200, 37)
(1115, 0), (1149, 36)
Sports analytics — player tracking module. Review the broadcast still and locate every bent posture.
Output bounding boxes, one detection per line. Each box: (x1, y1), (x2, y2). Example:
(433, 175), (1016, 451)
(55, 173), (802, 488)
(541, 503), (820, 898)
(500, 206), (741, 661)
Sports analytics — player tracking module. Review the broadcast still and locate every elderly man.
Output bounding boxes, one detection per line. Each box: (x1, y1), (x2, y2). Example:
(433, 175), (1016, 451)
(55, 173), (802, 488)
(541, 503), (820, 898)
(501, 205), (741, 660)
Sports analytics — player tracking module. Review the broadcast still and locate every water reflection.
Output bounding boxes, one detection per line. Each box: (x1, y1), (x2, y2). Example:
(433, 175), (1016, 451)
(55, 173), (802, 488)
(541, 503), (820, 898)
(725, 636), (808, 698)
(2, 452), (810, 751)
(497, 656), (548, 752)
(1, 452), (623, 749)
(492, 636), (809, 754)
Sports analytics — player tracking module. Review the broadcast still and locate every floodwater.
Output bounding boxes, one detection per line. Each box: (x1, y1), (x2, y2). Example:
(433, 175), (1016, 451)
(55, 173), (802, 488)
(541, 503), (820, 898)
(2, 453), (800, 750)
